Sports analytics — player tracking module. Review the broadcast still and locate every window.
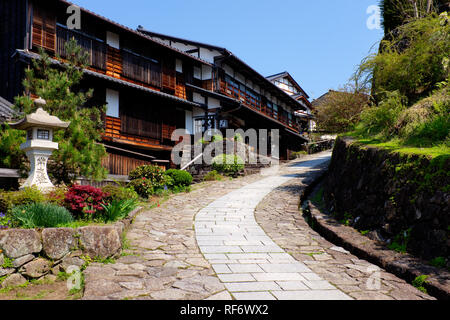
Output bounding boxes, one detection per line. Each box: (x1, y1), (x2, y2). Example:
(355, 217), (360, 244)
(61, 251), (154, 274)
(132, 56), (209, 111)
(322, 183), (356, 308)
(37, 129), (50, 140)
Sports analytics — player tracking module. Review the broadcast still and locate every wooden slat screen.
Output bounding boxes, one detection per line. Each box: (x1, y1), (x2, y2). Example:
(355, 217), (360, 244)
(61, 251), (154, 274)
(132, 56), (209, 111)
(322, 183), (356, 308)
(162, 59), (176, 91)
(162, 123), (176, 140)
(32, 6), (56, 52)
(107, 46), (122, 78)
(121, 108), (162, 140)
(122, 51), (161, 88)
(175, 73), (186, 99)
(56, 26), (107, 70)
(102, 152), (152, 176)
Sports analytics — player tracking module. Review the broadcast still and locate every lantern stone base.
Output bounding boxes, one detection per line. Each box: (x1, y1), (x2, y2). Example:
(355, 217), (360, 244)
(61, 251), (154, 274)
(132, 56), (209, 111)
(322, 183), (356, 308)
(21, 149), (56, 192)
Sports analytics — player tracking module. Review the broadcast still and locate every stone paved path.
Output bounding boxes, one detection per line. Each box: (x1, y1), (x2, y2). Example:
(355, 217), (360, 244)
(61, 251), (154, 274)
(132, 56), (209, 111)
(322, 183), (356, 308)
(195, 153), (351, 300)
(254, 162), (434, 300)
(83, 151), (434, 300)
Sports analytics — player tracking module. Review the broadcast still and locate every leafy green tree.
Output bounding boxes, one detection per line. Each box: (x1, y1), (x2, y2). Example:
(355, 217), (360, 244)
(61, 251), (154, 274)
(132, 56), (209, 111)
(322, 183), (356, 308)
(6, 39), (107, 184)
(359, 13), (449, 103)
(314, 84), (370, 133)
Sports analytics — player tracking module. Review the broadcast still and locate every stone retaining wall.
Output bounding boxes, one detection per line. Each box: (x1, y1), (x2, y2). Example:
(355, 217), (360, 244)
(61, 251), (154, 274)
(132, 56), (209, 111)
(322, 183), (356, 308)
(324, 137), (449, 261)
(0, 208), (141, 288)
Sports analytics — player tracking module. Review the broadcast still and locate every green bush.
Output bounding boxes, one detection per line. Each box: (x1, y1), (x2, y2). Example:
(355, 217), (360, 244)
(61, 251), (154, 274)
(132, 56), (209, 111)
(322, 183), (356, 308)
(129, 165), (165, 181)
(0, 187), (45, 213)
(101, 198), (138, 223)
(45, 187), (68, 206)
(11, 202), (74, 228)
(128, 179), (155, 199)
(164, 169), (193, 187)
(430, 256), (447, 268)
(359, 14), (450, 103)
(356, 91), (407, 137)
(128, 165), (171, 198)
(290, 151), (307, 160)
(101, 184), (139, 202)
(412, 275), (429, 294)
(203, 170), (223, 181)
(212, 154), (245, 176)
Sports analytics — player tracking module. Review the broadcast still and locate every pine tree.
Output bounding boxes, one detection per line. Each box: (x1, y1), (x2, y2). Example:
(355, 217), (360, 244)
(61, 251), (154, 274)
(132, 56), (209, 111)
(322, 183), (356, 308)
(12, 39), (107, 184)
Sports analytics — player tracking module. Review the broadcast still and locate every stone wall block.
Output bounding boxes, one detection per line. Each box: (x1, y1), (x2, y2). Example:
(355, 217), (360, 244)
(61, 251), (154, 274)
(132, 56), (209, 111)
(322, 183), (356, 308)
(78, 226), (122, 259)
(42, 228), (78, 260)
(0, 229), (42, 258)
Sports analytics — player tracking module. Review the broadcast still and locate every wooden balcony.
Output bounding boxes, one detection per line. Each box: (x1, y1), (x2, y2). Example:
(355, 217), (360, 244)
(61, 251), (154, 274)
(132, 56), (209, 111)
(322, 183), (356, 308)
(219, 80), (300, 132)
(56, 25), (107, 70)
(103, 116), (175, 151)
(53, 25), (175, 93)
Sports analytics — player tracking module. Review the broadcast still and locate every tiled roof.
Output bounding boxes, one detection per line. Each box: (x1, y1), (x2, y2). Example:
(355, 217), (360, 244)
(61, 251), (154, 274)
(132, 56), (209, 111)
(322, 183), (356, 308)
(0, 96), (17, 123)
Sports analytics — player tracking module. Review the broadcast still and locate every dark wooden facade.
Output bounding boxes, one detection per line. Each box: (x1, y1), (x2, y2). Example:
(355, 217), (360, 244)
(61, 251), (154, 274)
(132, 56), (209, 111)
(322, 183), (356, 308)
(1, 0), (312, 173)
(0, 0), (28, 102)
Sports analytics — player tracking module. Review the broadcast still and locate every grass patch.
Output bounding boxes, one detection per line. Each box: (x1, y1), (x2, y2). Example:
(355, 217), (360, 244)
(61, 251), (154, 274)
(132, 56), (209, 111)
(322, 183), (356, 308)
(310, 186), (324, 207)
(352, 137), (450, 159)
(412, 275), (429, 294)
(429, 257), (447, 268)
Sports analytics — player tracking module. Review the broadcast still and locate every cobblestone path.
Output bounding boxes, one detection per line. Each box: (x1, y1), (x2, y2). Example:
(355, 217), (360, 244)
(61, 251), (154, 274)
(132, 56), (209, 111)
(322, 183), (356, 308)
(83, 152), (434, 300)
(255, 162), (434, 300)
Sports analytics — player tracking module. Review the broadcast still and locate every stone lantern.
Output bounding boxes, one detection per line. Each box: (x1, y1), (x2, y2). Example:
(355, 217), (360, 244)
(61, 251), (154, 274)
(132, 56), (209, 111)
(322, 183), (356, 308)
(9, 98), (70, 191)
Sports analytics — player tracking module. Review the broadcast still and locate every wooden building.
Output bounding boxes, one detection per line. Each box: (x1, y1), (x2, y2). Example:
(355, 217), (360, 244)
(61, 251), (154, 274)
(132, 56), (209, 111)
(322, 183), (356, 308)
(1, 0), (313, 176)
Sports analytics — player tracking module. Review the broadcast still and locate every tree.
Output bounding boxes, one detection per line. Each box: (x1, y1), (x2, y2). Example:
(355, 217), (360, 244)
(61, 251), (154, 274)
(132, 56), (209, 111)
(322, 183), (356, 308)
(359, 13), (450, 104)
(314, 84), (370, 134)
(11, 39), (107, 184)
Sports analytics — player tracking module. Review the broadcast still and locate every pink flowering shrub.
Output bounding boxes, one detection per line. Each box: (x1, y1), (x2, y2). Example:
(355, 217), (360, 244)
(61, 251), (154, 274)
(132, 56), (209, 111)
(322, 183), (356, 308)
(64, 185), (109, 218)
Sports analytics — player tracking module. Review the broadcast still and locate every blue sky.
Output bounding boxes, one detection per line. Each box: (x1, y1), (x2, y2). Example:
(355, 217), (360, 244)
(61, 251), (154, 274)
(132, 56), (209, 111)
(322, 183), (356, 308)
(71, 0), (384, 100)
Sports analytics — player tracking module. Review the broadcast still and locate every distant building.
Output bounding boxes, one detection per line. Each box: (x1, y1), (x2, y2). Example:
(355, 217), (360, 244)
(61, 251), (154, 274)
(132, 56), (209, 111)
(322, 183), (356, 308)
(266, 71), (315, 132)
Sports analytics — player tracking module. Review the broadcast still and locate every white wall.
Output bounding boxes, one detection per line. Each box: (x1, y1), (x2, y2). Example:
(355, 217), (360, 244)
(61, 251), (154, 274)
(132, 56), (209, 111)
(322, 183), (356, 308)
(223, 64), (234, 77)
(185, 110), (193, 134)
(235, 72), (245, 84)
(106, 31), (120, 49)
(193, 92), (205, 104)
(176, 59), (183, 73)
(106, 89), (119, 118)
(202, 65), (212, 80)
(192, 106), (205, 118)
(169, 41), (197, 53)
(199, 48), (220, 64)
(193, 66), (202, 79)
(208, 97), (221, 110)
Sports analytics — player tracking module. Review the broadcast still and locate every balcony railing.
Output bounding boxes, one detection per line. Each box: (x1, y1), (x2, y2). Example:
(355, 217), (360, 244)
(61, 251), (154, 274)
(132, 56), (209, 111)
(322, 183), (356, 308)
(56, 25), (107, 70)
(122, 50), (162, 88)
(56, 25), (163, 89)
(219, 80), (300, 132)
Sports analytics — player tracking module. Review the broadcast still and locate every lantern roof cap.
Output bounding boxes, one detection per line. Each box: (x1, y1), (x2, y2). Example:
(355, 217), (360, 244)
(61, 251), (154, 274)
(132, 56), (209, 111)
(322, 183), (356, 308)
(9, 107), (70, 130)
